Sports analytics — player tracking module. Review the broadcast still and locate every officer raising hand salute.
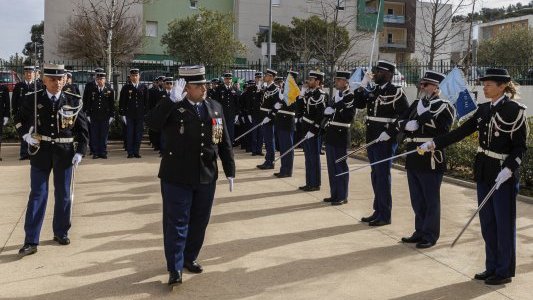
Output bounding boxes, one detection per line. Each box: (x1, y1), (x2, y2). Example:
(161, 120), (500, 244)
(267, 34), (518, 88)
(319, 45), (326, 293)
(145, 65), (235, 288)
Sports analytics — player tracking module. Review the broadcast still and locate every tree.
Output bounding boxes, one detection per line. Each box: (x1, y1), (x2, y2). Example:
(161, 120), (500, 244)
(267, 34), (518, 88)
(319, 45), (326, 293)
(416, 0), (473, 69)
(57, 0), (145, 76)
(253, 22), (297, 63)
(161, 8), (246, 66)
(22, 21), (44, 65)
(477, 27), (533, 73)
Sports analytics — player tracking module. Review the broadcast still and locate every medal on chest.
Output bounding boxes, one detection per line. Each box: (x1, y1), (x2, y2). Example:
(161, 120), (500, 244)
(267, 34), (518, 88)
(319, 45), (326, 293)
(212, 118), (223, 144)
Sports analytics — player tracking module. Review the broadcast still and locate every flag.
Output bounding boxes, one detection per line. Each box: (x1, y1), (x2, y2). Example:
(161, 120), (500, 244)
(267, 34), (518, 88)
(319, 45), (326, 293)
(439, 67), (477, 121)
(283, 73), (301, 106)
(349, 67), (371, 92)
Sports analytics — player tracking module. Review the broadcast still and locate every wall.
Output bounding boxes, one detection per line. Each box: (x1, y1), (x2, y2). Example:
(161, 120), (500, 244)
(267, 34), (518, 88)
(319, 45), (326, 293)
(412, 0), (452, 64)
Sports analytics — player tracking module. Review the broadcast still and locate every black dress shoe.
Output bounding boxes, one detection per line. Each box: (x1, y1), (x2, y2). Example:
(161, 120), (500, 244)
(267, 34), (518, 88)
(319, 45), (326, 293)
(361, 213), (378, 223)
(184, 260), (203, 273)
(323, 197), (335, 203)
(53, 236), (70, 245)
(276, 173), (291, 178)
(474, 270), (494, 280)
(134, 154), (142, 158)
(401, 235), (422, 243)
(415, 240), (435, 249)
(127, 154), (134, 158)
(18, 244), (38, 257)
(274, 172), (281, 177)
(168, 271), (182, 287)
(257, 164), (274, 170)
(252, 152), (264, 156)
(485, 275), (512, 285)
(303, 186), (320, 192)
(298, 185), (308, 190)
(331, 199), (348, 206)
(19, 156), (29, 161)
(369, 219), (390, 227)
(99, 154), (108, 159)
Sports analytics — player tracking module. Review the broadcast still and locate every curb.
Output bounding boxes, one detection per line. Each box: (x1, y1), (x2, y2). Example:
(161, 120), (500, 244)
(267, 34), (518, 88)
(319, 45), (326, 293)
(352, 155), (533, 204)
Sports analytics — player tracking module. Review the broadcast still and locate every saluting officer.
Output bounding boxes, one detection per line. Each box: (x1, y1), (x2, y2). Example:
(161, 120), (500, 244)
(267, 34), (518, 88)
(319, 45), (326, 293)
(354, 60), (409, 226)
(388, 71), (454, 248)
(299, 70), (327, 192)
(214, 73), (239, 143)
(119, 68), (149, 158)
(15, 63), (89, 257)
(86, 71), (115, 159)
(0, 83), (9, 159)
(323, 71), (357, 205)
(257, 69), (280, 170)
(250, 72), (265, 156)
(145, 65), (235, 287)
(12, 66), (42, 160)
(271, 71), (299, 178)
(421, 68), (528, 285)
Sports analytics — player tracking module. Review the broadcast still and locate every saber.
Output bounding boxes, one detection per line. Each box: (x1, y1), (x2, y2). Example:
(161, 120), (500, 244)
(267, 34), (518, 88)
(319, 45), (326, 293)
(274, 136), (308, 162)
(335, 139), (378, 164)
(336, 148), (420, 177)
(234, 122), (263, 142)
(69, 165), (77, 223)
(368, 0), (383, 69)
(451, 183), (498, 248)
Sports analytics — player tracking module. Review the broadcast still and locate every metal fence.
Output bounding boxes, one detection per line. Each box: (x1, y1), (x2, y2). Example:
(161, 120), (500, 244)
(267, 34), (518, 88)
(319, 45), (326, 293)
(1, 60), (532, 89)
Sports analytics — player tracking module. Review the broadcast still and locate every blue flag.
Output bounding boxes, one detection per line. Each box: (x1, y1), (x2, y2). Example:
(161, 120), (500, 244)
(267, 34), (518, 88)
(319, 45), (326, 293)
(439, 67), (477, 121)
(349, 67), (371, 92)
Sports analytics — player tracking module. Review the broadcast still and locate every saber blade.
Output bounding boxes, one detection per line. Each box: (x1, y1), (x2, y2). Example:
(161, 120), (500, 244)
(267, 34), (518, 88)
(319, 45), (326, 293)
(234, 122), (263, 142)
(336, 148), (419, 177)
(274, 136), (308, 162)
(335, 139), (378, 164)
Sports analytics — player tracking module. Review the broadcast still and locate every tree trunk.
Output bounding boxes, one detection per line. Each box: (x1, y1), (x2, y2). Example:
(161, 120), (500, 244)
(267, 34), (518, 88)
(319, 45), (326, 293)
(107, 0), (117, 80)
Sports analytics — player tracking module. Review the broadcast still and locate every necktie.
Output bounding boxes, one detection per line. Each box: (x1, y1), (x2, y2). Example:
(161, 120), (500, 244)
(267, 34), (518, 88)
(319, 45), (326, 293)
(51, 95), (57, 102)
(51, 95), (57, 111)
(195, 104), (201, 117)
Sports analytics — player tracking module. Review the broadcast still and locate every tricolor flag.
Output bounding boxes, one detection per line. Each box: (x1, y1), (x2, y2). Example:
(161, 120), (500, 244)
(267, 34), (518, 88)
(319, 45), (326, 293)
(439, 67), (477, 121)
(349, 67), (371, 92)
(283, 73), (301, 106)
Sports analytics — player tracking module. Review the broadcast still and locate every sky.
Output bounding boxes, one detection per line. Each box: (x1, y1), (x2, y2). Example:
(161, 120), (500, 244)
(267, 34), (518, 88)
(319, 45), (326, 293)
(0, 0), (528, 60)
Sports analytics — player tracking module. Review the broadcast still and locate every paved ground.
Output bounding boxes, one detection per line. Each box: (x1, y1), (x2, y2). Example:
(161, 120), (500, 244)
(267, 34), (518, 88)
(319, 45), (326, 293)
(0, 143), (532, 300)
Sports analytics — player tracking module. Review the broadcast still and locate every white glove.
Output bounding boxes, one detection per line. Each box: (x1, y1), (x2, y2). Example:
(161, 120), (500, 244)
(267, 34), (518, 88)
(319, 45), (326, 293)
(109, 117), (114, 125)
(305, 131), (315, 139)
(274, 102), (282, 110)
(324, 107), (335, 115)
(234, 115), (239, 124)
(262, 117), (271, 125)
(495, 167), (513, 189)
(72, 153), (82, 167)
(248, 115), (252, 123)
(87, 116), (91, 123)
(278, 90), (284, 101)
(227, 177), (234, 192)
(404, 120), (419, 132)
(23, 126), (39, 146)
(419, 141), (435, 152)
(299, 87), (306, 97)
(170, 78), (187, 103)
(121, 116), (127, 125)
(360, 71), (373, 87)
(377, 131), (391, 142)
(3, 117), (8, 126)
(417, 99), (430, 115)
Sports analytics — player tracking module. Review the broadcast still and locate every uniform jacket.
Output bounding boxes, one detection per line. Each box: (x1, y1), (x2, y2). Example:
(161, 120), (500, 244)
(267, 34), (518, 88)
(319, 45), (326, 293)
(434, 97), (528, 183)
(354, 82), (409, 142)
(0, 84), (10, 118)
(301, 88), (328, 135)
(119, 82), (149, 118)
(324, 89), (357, 147)
(215, 84), (239, 121)
(259, 82), (280, 121)
(15, 90), (89, 170)
(85, 84), (115, 122)
(12, 81), (42, 116)
(145, 98), (236, 185)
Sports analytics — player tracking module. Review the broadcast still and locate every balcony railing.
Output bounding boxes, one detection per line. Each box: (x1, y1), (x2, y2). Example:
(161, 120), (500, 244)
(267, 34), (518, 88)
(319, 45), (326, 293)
(383, 15), (405, 24)
(380, 39), (407, 48)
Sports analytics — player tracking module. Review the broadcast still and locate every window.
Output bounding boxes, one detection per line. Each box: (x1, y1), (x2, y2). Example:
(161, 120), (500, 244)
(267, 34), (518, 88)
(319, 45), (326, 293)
(146, 21), (158, 37)
(388, 33), (393, 44)
(190, 0), (198, 9)
(388, 8), (394, 15)
(272, 0), (280, 6)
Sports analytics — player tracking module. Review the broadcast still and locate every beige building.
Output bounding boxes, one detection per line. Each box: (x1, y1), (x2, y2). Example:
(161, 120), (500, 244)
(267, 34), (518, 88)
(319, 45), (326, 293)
(478, 14), (533, 41)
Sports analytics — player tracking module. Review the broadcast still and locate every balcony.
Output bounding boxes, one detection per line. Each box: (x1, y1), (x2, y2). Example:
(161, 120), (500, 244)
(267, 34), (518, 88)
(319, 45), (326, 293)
(380, 39), (407, 49)
(383, 15), (405, 24)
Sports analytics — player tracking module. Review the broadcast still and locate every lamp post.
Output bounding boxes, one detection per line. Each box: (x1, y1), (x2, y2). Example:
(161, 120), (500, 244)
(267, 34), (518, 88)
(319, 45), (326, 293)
(268, 0), (273, 69)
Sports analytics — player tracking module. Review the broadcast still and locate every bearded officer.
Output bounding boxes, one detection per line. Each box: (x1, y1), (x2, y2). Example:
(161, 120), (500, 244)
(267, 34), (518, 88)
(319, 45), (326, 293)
(145, 65), (235, 287)
(15, 63), (89, 257)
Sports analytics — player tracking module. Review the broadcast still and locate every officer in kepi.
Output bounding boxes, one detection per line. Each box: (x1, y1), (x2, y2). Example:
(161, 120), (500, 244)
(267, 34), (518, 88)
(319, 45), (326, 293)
(15, 63), (89, 257)
(145, 65), (235, 288)
(86, 70), (115, 159)
(119, 68), (149, 158)
(421, 68), (528, 285)
(388, 71), (454, 249)
(354, 60), (409, 226)
(214, 73), (239, 144)
(257, 69), (280, 170)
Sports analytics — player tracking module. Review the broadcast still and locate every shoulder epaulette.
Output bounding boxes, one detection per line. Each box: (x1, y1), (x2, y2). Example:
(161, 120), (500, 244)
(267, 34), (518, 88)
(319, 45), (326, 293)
(25, 89), (43, 96)
(64, 91), (82, 98)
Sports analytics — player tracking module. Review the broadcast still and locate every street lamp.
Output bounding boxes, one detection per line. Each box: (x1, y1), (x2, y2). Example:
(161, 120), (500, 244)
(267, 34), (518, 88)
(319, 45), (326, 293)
(268, 0), (273, 68)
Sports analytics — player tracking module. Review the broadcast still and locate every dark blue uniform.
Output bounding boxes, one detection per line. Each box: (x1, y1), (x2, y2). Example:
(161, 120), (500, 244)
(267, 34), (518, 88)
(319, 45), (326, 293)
(259, 82), (280, 167)
(354, 82), (409, 223)
(12, 80), (42, 159)
(250, 84), (264, 155)
(147, 85), (164, 151)
(119, 82), (149, 157)
(145, 97), (235, 274)
(325, 89), (357, 204)
(63, 83), (80, 95)
(238, 85), (256, 152)
(215, 84), (239, 143)
(435, 97), (527, 279)
(0, 84), (10, 147)
(301, 88), (327, 188)
(15, 89), (89, 245)
(389, 95), (455, 244)
(272, 96), (296, 176)
(86, 84), (115, 157)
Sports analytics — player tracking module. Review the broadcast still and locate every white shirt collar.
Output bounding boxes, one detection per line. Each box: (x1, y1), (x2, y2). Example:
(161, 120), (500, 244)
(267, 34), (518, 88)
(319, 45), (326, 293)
(46, 90), (61, 100)
(188, 99), (204, 106)
(491, 95), (505, 107)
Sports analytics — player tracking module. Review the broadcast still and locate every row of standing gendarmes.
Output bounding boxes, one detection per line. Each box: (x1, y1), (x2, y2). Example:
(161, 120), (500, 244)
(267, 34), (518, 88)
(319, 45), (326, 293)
(5, 61), (528, 289)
